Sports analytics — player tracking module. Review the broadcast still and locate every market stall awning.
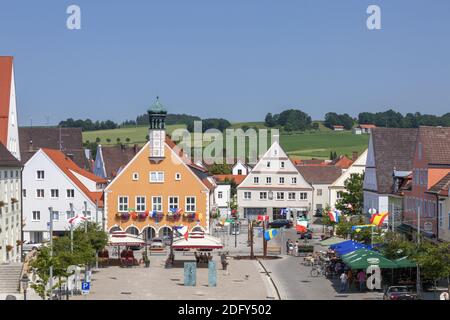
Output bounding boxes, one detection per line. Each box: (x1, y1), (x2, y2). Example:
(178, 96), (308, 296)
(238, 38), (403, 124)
(342, 249), (398, 269)
(333, 240), (373, 256)
(172, 232), (223, 250)
(108, 231), (145, 246)
(329, 240), (353, 249)
(319, 237), (346, 246)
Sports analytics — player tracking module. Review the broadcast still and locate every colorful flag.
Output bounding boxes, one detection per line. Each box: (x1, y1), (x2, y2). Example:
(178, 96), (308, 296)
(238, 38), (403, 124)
(370, 212), (389, 226)
(351, 224), (374, 232)
(264, 229), (279, 241)
(258, 215), (269, 221)
(328, 209), (341, 223)
(68, 214), (87, 226)
(174, 225), (189, 240)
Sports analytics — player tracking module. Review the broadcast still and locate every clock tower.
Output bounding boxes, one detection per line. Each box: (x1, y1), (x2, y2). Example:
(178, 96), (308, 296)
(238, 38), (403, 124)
(148, 97), (167, 163)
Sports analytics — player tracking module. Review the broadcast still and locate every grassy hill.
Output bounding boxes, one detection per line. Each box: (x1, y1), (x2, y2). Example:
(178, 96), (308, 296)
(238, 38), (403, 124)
(83, 122), (369, 160)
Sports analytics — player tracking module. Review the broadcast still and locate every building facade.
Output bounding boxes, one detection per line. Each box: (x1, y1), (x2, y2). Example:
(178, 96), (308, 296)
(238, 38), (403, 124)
(0, 57), (20, 161)
(0, 143), (22, 263)
(237, 141), (313, 221)
(104, 99), (216, 238)
(403, 127), (450, 240)
(22, 148), (106, 243)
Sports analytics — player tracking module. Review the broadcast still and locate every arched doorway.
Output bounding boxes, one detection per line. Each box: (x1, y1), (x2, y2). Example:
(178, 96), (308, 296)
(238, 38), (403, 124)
(191, 226), (204, 233)
(109, 226), (122, 233)
(126, 226), (140, 236)
(142, 227), (156, 241)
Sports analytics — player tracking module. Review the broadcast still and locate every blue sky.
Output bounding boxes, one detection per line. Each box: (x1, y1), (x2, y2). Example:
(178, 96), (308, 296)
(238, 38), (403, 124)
(1, 0), (450, 125)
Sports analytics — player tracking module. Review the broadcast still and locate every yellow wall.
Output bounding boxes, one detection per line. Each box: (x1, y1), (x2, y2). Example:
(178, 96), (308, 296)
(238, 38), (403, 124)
(105, 142), (209, 233)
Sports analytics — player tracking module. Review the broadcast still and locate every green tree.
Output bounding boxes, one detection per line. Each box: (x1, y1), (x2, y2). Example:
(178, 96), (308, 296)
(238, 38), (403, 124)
(335, 173), (364, 215)
(106, 138), (111, 144)
(125, 137), (131, 144)
(264, 113), (276, 127)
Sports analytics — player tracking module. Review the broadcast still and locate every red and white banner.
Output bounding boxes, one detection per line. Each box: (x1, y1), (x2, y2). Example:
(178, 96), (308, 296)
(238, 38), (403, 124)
(68, 214), (87, 226)
(257, 215), (269, 221)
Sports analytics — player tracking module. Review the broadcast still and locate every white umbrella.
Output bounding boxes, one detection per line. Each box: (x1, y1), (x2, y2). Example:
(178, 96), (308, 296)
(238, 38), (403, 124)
(172, 232), (223, 250)
(108, 231), (145, 247)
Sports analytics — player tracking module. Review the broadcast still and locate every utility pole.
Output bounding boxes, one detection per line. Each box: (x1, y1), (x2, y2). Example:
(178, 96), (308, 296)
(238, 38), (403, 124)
(70, 203), (74, 253)
(95, 199), (98, 225)
(48, 207), (53, 300)
(263, 219), (267, 258)
(250, 221), (254, 260)
(416, 206), (422, 298)
(83, 201), (88, 285)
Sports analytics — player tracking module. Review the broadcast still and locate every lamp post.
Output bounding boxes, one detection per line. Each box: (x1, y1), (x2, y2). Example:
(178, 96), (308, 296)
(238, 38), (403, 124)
(48, 206), (53, 300)
(20, 274), (29, 301)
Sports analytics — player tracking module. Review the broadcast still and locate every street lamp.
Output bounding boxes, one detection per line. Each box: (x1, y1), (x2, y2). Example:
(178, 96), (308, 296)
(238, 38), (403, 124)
(20, 274), (30, 301)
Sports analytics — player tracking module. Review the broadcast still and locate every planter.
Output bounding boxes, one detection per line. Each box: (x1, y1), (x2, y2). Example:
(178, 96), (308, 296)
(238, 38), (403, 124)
(130, 212), (138, 220)
(0, 201), (6, 208)
(116, 212), (130, 220)
(11, 198), (18, 204)
(297, 245), (314, 253)
(183, 213), (196, 220)
(138, 212), (148, 220)
(6, 245), (13, 252)
(167, 213), (181, 220)
(151, 213), (164, 220)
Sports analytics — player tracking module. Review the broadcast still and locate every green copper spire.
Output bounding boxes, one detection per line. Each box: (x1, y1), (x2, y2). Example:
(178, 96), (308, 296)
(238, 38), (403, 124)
(148, 96), (167, 114)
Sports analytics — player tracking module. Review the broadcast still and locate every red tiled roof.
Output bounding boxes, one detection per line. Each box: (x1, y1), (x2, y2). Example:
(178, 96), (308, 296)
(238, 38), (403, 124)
(0, 57), (13, 146)
(427, 172), (450, 196)
(418, 126), (450, 165)
(333, 125), (344, 128)
(213, 174), (246, 185)
(42, 148), (106, 207)
(332, 155), (354, 169)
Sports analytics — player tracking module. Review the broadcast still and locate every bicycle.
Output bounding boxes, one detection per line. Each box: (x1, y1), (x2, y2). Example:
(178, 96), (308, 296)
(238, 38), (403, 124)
(310, 264), (332, 277)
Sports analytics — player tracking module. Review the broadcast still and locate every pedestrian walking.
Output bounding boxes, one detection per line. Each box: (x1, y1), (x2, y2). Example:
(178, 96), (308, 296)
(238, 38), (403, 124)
(294, 241), (299, 257)
(286, 240), (290, 255)
(357, 270), (366, 291)
(340, 272), (348, 292)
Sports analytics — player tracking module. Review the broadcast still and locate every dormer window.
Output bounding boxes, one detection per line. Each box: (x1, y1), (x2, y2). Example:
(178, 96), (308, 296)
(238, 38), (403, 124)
(280, 162), (285, 169)
(266, 161), (271, 168)
(175, 173), (181, 181)
(36, 170), (44, 180)
(132, 172), (139, 181)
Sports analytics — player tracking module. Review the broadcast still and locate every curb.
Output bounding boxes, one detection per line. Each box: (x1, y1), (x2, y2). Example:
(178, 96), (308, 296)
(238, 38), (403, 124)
(255, 258), (282, 300)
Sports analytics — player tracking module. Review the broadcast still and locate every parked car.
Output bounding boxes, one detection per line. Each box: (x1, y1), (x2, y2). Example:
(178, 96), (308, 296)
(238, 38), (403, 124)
(299, 229), (313, 239)
(383, 286), (418, 300)
(268, 219), (292, 229)
(150, 238), (165, 248)
(22, 241), (44, 252)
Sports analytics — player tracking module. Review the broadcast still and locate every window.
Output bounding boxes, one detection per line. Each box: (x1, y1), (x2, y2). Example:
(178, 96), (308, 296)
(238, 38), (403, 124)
(260, 192), (267, 200)
(253, 177), (259, 184)
(66, 189), (75, 198)
(136, 196), (146, 212)
(266, 177), (272, 184)
(83, 210), (92, 219)
(280, 162), (285, 169)
(118, 196), (129, 212)
(337, 191), (343, 200)
(132, 172), (139, 181)
(266, 161), (271, 168)
(186, 197), (196, 212)
(169, 197), (179, 211)
(279, 177), (285, 184)
(15, 170), (19, 179)
(150, 171), (164, 182)
(291, 177), (297, 184)
(300, 192), (307, 200)
(175, 173), (181, 181)
(66, 210), (75, 219)
(438, 202), (443, 227)
(36, 189), (44, 198)
(276, 192), (284, 200)
(317, 189), (322, 196)
(36, 170), (44, 180)
(237, 169), (242, 175)
(244, 192), (251, 200)
(52, 211), (59, 221)
(22, 189), (26, 198)
(152, 196), (162, 212)
(32, 211), (40, 221)
(51, 189), (59, 198)
(218, 191), (223, 199)
(288, 192), (296, 200)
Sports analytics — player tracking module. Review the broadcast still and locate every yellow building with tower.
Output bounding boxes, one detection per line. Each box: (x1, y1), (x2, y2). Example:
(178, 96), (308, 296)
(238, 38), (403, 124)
(104, 98), (216, 239)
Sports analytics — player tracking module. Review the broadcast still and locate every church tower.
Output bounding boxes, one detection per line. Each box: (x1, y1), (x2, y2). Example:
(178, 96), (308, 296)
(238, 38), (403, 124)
(147, 97), (167, 163)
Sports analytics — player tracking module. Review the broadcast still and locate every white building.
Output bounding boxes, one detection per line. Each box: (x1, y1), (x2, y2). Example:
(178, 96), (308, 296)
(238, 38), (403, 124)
(0, 56), (20, 161)
(214, 184), (231, 218)
(22, 148), (106, 243)
(363, 128), (417, 217)
(237, 141), (313, 221)
(296, 165), (343, 214)
(0, 143), (22, 263)
(232, 161), (252, 176)
(329, 150), (368, 209)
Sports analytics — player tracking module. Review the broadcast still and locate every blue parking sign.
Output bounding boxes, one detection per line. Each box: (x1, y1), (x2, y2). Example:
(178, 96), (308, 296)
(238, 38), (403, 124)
(81, 281), (90, 294)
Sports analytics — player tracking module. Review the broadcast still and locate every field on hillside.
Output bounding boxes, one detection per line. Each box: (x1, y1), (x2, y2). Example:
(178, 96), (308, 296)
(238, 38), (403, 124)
(83, 123), (369, 159)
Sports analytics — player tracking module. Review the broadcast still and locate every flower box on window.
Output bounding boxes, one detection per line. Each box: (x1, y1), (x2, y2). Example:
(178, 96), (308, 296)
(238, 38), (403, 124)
(138, 211), (149, 220)
(150, 212), (164, 220)
(167, 212), (181, 220)
(183, 212), (196, 220)
(11, 198), (18, 204)
(116, 212), (130, 220)
(130, 211), (138, 220)
(6, 245), (13, 252)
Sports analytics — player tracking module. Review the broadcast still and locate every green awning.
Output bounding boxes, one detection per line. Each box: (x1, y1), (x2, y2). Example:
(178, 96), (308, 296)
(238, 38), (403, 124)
(394, 256), (416, 268)
(319, 237), (346, 246)
(342, 249), (398, 269)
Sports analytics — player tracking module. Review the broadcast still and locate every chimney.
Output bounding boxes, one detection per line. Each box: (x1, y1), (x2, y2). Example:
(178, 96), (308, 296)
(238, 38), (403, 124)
(28, 139), (33, 152)
(352, 151), (358, 161)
